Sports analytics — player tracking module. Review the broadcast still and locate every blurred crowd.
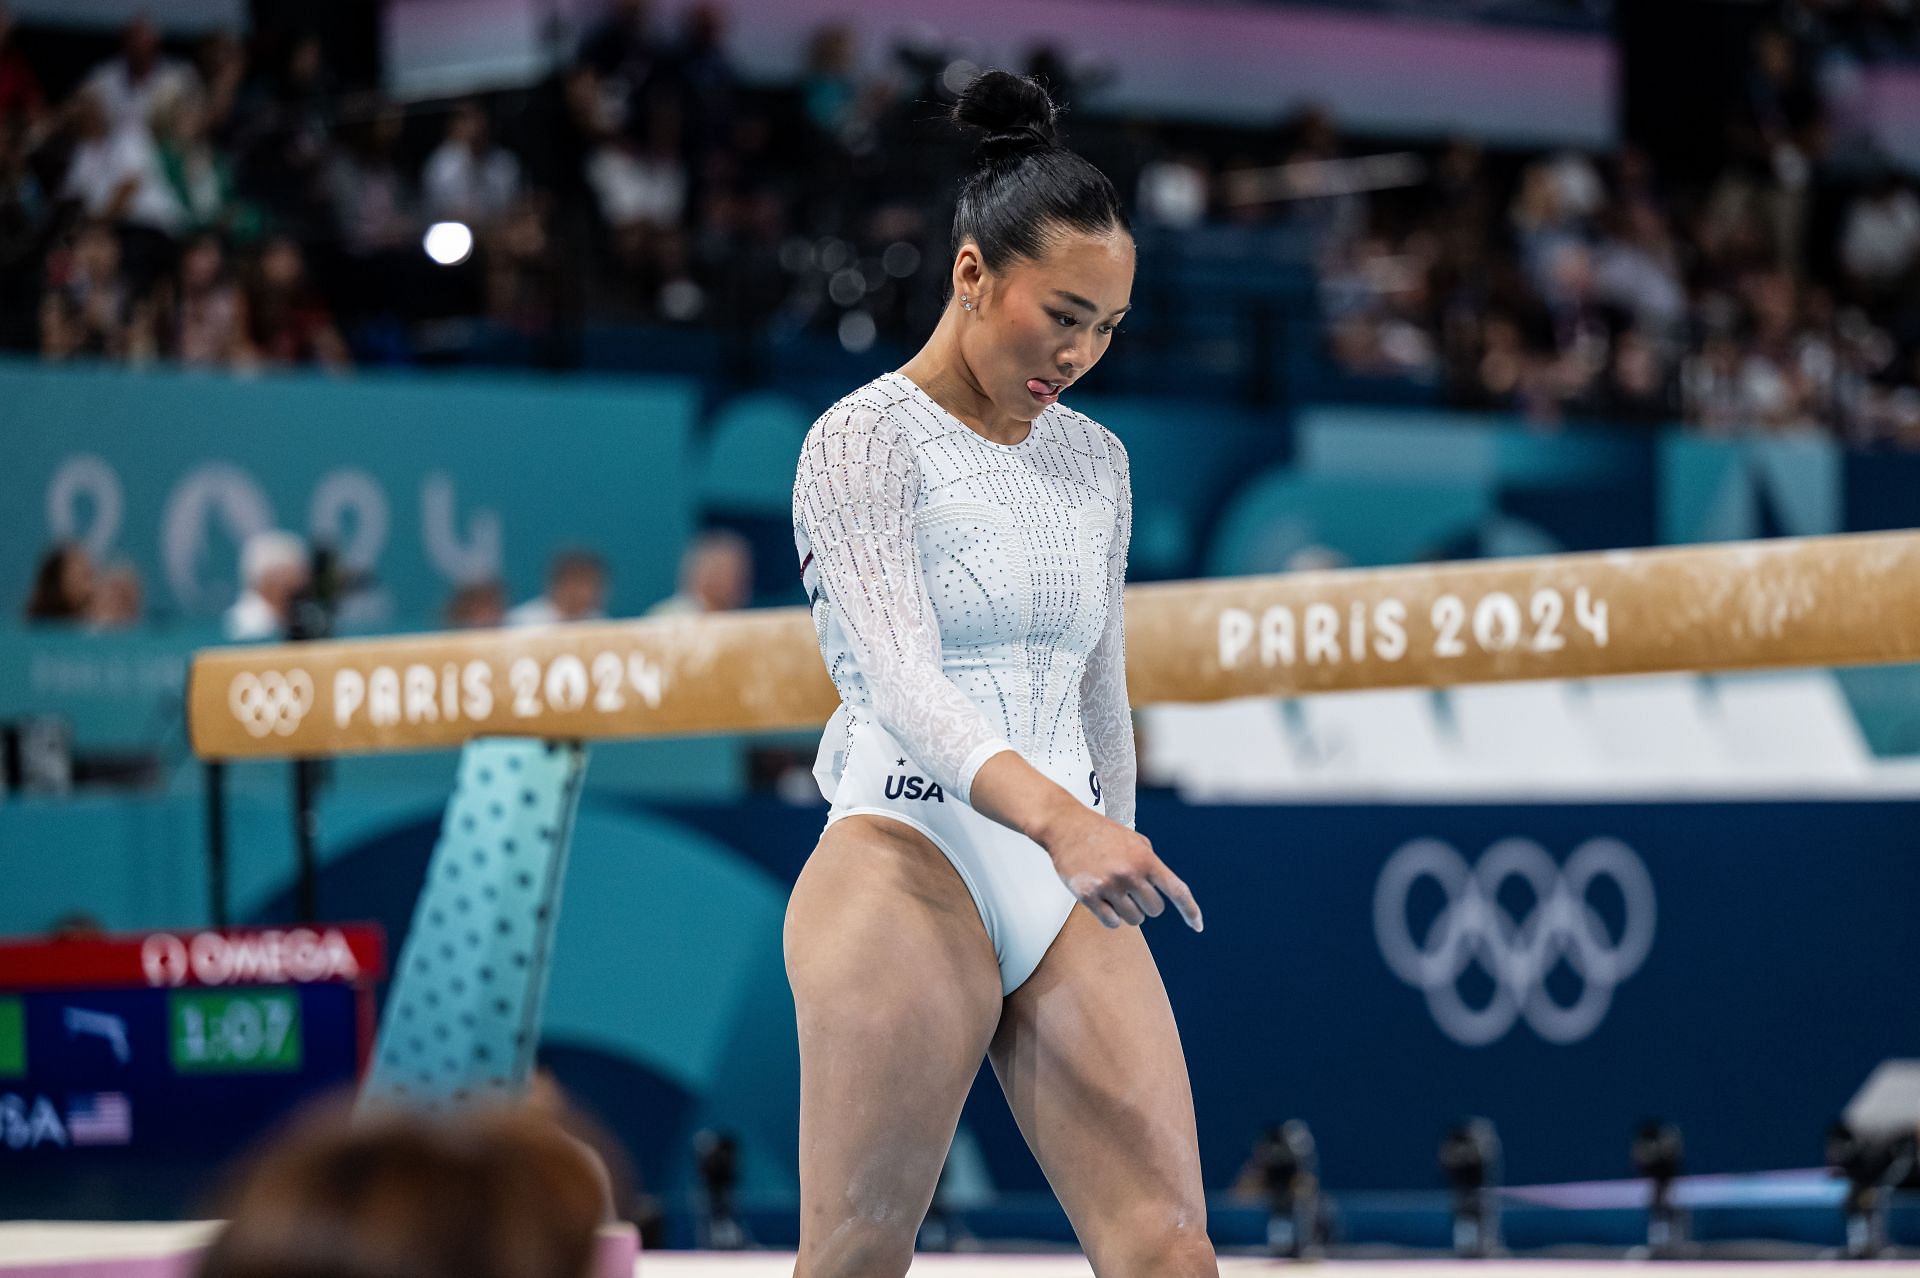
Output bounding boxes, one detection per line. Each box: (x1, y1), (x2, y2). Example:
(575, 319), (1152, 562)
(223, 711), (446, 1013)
(1260, 2), (1920, 444)
(0, 0), (968, 372)
(21, 526), (752, 638)
(3, 0), (1920, 445)
(0, 10), (352, 366)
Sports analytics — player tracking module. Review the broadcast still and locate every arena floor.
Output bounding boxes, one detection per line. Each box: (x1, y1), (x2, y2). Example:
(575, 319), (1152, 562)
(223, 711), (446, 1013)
(5, 1223), (1919, 1277)
(629, 1260), (1920, 1276)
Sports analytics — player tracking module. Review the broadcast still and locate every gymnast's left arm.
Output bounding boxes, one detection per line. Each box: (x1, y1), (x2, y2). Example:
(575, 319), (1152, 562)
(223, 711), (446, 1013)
(1080, 430), (1137, 830)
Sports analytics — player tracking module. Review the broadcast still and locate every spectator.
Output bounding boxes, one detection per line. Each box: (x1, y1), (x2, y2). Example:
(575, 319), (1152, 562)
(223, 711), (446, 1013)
(244, 234), (348, 368)
(157, 232), (253, 367)
(328, 99), (414, 254)
(1320, 232), (1442, 381)
(577, 0), (666, 133)
(646, 529), (750, 616)
(671, 3), (738, 162)
(0, 2), (43, 130)
(486, 193), (560, 334)
(509, 550), (608, 625)
(801, 23), (857, 142)
(1273, 103), (1366, 253)
(1592, 200), (1686, 341)
(152, 90), (236, 236)
(0, 111), (42, 350)
(47, 910), (105, 940)
(326, 99), (417, 335)
(193, 30), (245, 138)
(39, 219), (148, 361)
(422, 100), (521, 230)
(1737, 26), (1823, 181)
(445, 578), (508, 628)
(224, 530), (308, 640)
(1601, 329), (1677, 424)
(1510, 152), (1603, 298)
(229, 33), (333, 236)
(82, 16), (201, 136)
(85, 560), (143, 629)
(1731, 27), (1822, 263)
(1137, 150), (1209, 230)
(23, 542), (94, 622)
(196, 1103), (610, 1278)
(59, 89), (181, 239)
(1839, 170), (1920, 296)
(586, 106), (687, 294)
(1471, 312), (1531, 409)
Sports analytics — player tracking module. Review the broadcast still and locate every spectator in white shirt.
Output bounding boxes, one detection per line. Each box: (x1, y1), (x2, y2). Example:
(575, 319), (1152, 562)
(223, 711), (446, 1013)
(1841, 173), (1920, 295)
(507, 550), (607, 626)
(645, 529), (750, 616)
(225, 530), (309, 641)
(81, 16), (199, 136)
(422, 100), (520, 229)
(61, 89), (181, 234)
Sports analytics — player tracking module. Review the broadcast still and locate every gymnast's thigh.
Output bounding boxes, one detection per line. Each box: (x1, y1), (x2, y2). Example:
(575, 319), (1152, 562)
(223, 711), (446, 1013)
(784, 815), (1004, 1265)
(988, 906), (1215, 1277)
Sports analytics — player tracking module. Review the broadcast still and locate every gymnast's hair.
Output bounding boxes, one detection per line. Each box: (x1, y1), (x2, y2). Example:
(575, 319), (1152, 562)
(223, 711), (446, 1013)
(948, 70), (1129, 273)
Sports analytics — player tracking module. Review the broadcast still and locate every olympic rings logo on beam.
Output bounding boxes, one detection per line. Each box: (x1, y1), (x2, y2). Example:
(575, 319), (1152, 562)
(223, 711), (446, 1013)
(227, 670), (315, 738)
(1373, 837), (1655, 1047)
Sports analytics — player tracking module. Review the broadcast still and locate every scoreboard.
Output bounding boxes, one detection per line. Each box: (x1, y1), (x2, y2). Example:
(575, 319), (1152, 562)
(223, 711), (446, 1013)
(0, 925), (384, 1217)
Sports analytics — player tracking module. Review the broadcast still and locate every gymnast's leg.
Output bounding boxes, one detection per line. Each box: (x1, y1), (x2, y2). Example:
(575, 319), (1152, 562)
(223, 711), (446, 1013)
(785, 815), (1004, 1278)
(990, 905), (1217, 1278)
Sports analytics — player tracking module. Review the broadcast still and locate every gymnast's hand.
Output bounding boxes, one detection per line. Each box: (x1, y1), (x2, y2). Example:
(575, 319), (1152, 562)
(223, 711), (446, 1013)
(1037, 803), (1204, 932)
(967, 749), (1203, 931)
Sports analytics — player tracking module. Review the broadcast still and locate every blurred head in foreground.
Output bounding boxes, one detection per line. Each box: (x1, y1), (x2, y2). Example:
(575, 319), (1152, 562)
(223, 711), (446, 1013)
(197, 1102), (610, 1278)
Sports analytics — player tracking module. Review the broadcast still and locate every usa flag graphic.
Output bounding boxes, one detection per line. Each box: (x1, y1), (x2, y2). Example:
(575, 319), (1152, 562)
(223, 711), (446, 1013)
(67, 1092), (132, 1146)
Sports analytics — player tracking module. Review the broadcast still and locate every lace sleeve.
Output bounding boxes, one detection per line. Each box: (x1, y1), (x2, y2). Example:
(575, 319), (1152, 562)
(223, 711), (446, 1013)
(797, 406), (1013, 803)
(1080, 430), (1137, 828)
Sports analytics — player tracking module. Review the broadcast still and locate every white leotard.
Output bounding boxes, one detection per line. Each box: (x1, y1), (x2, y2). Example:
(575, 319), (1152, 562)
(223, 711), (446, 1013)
(793, 370), (1136, 991)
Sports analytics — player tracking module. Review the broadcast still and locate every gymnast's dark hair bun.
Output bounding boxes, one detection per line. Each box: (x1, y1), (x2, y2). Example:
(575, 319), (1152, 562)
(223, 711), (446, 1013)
(947, 70), (1127, 274)
(950, 69), (1060, 160)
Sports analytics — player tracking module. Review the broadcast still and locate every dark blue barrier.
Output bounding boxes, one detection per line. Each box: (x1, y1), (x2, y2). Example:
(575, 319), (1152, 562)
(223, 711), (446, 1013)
(9, 789), (1914, 1232)
(656, 795), (1920, 1196)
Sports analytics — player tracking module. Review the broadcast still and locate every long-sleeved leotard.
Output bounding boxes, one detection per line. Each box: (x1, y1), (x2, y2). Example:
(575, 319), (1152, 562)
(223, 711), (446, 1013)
(794, 371), (1135, 991)
(794, 370), (1135, 821)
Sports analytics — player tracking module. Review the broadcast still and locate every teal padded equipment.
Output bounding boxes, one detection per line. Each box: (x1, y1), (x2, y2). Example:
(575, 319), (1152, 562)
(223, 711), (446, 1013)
(700, 392), (812, 515)
(359, 738), (589, 1112)
(1206, 471), (1488, 575)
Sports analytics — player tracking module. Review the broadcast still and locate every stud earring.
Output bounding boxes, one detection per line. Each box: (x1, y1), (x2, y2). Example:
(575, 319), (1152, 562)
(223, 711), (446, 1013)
(961, 295), (973, 311)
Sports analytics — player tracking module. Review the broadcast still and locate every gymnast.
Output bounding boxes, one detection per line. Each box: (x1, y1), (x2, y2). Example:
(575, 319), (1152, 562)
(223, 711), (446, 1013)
(788, 69), (1215, 1278)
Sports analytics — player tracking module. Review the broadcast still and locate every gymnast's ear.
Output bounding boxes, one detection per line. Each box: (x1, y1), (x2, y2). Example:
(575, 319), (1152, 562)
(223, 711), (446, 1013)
(952, 241), (990, 310)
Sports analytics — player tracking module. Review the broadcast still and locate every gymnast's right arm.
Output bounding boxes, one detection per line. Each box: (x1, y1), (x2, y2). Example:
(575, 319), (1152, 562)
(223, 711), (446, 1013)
(796, 406), (1200, 932)
(796, 405), (1016, 804)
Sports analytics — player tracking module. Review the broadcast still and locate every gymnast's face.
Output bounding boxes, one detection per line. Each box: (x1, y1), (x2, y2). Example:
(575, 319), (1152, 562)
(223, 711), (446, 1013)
(956, 226), (1134, 422)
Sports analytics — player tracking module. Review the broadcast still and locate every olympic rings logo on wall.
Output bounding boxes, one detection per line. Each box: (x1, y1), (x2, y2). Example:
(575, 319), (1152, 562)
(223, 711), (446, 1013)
(227, 670), (315, 738)
(1373, 837), (1656, 1047)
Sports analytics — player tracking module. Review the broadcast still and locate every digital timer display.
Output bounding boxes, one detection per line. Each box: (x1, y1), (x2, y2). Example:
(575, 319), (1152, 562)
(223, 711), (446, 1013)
(168, 990), (302, 1073)
(0, 998), (23, 1078)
